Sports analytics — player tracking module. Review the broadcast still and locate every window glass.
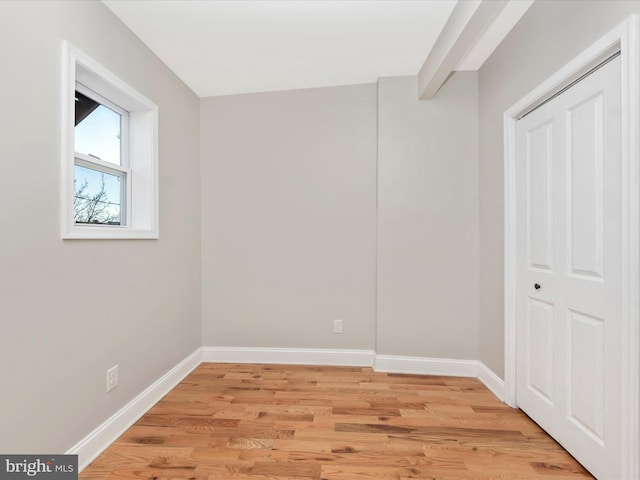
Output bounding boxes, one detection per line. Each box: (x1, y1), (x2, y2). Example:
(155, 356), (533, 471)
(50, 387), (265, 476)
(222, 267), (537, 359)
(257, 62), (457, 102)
(74, 164), (122, 225)
(74, 90), (121, 165)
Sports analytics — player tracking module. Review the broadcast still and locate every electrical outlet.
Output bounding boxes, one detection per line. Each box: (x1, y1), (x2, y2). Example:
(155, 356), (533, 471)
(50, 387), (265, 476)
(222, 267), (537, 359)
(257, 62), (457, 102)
(106, 365), (119, 392)
(333, 319), (343, 334)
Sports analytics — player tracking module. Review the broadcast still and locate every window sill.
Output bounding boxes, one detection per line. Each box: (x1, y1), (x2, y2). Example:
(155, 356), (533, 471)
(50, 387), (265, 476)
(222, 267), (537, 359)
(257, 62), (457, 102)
(62, 226), (159, 240)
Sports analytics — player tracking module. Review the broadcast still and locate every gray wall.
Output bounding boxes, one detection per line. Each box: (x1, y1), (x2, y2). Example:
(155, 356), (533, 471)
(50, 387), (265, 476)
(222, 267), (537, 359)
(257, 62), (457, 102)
(478, 0), (640, 376)
(200, 76), (481, 360)
(200, 85), (377, 350)
(377, 74), (479, 358)
(0, 1), (201, 453)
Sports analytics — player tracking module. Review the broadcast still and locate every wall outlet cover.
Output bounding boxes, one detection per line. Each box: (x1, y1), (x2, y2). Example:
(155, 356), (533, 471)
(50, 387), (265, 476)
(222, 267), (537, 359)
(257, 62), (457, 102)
(333, 319), (343, 334)
(106, 365), (119, 392)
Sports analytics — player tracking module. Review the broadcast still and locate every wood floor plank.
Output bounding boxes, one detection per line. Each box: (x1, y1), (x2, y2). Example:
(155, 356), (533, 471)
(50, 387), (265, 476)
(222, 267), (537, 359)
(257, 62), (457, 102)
(79, 363), (593, 480)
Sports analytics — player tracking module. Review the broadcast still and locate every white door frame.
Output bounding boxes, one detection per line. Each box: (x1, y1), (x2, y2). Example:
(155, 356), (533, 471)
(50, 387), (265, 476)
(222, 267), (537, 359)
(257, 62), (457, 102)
(503, 15), (639, 479)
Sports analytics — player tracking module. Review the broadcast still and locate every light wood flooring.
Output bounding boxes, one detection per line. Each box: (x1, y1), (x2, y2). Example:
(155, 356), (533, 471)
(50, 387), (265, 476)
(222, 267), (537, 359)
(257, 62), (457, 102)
(80, 363), (593, 479)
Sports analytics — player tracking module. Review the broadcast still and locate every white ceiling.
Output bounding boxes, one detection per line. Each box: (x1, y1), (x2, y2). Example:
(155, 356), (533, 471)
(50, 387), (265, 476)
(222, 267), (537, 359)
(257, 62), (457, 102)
(102, 0), (532, 98)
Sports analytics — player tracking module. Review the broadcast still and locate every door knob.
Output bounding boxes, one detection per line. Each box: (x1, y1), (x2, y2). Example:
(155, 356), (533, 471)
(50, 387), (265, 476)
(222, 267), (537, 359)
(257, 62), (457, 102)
(534, 283), (541, 290)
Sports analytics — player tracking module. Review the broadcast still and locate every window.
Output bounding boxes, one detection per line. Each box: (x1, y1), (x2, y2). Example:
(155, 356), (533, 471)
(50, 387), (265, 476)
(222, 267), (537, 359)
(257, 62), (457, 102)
(74, 88), (127, 226)
(61, 42), (158, 239)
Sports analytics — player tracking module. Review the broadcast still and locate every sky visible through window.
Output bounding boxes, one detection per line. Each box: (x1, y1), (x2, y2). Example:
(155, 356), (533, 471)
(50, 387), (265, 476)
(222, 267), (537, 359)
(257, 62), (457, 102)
(74, 99), (122, 224)
(75, 104), (121, 164)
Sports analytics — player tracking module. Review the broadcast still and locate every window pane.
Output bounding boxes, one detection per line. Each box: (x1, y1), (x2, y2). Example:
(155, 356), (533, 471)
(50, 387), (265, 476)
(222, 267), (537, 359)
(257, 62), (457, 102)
(74, 164), (122, 225)
(75, 90), (121, 165)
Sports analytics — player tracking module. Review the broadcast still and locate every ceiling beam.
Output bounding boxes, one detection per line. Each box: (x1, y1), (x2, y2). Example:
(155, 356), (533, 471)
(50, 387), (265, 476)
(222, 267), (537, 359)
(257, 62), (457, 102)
(418, 0), (508, 100)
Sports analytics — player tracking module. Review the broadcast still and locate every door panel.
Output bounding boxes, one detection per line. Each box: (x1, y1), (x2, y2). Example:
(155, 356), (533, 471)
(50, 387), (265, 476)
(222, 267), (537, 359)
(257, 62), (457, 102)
(567, 309), (604, 442)
(527, 298), (555, 405)
(516, 99), (561, 438)
(567, 93), (604, 279)
(527, 122), (554, 271)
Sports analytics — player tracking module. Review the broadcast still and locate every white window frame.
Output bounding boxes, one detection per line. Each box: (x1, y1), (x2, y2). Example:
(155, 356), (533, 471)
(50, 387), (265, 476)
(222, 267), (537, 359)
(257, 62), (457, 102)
(61, 41), (159, 239)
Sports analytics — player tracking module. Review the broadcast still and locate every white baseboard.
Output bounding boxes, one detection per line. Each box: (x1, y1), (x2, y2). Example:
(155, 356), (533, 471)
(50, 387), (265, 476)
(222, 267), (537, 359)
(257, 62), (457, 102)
(374, 355), (505, 402)
(202, 346), (375, 367)
(201, 348), (505, 401)
(67, 348), (202, 471)
(374, 354), (479, 377)
(477, 362), (505, 401)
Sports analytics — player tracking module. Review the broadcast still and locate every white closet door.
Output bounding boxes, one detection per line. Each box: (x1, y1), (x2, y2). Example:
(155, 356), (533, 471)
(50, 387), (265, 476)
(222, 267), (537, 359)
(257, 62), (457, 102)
(516, 55), (622, 479)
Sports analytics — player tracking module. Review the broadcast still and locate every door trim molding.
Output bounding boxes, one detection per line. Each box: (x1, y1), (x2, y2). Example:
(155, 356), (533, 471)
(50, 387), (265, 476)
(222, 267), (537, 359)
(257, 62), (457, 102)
(503, 14), (639, 479)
